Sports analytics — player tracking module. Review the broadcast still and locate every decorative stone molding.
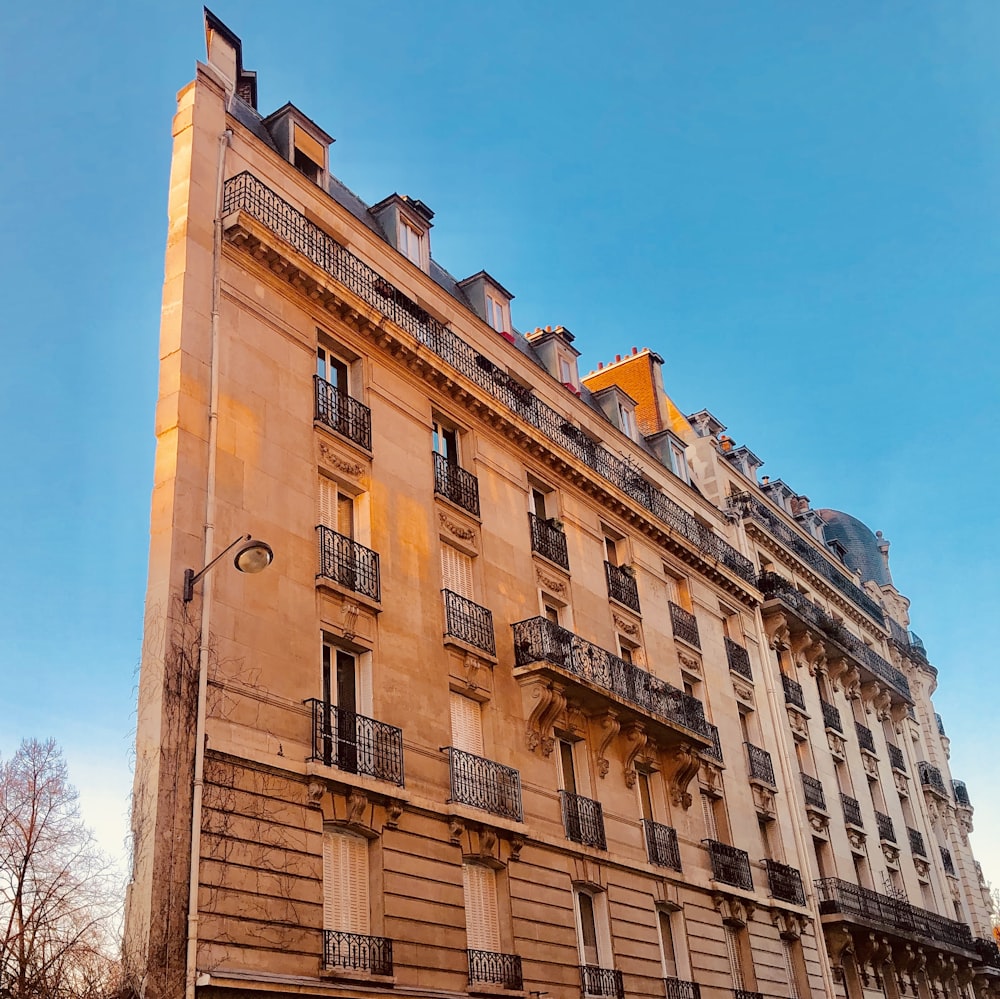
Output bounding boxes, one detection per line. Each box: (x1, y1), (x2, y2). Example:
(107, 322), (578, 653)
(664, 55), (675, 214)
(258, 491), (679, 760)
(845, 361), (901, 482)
(462, 653), (491, 695)
(509, 835), (525, 862)
(535, 565), (567, 596)
(596, 711), (621, 779)
(752, 783), (777, 821)
(663, 743), (701, 809)
(772, 910), (809, 940)
(317, 439), (365, 477)
(677, 650), (702, 675)
(732, 680), (754, 704)
(881, 842), (900, 865)
(893, 771), (909, 798)
(764, 611), (790, 652)
(612, 613), (639, 637)
(791, 631), (826, 675)
(861, 753), (880, 780)
(521, 678), (566, 756)
(346, 788), (368, 826)
(341, 598), (361, 640)
(806, 806), (830, 836)
(712, 893), (756, 927)
(827, 730), (847, 761)
(699, 759), (725, 797)
(622, 723), (647, 788)
(786, 707), (809, 742)
(449, 816), (465, 844)
(307, 779), (326, 809)
(827, 656), (849, 692)
(914, 858), (930, 881)
(478, 827), (498, 861)
(824, 923), (855, 972)
(438, 511), (477, 543)
(385, 798), (404, 829)
(847, 827), (867, 853)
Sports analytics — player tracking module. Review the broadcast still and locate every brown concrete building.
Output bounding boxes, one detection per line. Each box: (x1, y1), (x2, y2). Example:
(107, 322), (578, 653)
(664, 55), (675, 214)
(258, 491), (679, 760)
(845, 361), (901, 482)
(124, 14), (1000, 999)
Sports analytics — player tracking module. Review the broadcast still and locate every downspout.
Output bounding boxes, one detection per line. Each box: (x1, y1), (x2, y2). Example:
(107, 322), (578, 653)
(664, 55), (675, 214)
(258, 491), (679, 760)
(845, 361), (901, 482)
(185, 125), (232, 999)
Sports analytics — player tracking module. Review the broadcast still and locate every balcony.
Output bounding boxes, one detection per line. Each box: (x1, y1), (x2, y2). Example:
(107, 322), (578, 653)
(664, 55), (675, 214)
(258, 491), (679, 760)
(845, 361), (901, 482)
(529, 512), (569, 570)
(820, 700), (842, 734)
(605, 561), (640, 613)
(468, 949), (523, 990)
(953, 780), (971, 808)
(936, 712), (946, 736)
(975, 937), (1000, 971)
(323, 930), (393, 976)
(512, 617), (711, 743)
(764, 859), (805, 906)
(444, 589), (496, 656)
(941, 847), (956, 878)
(814, 878), (974, 954)
(875, 812), (896, 844)
(841, 793), (863, 828)
(317, 526), (381, 601)
(801, 773), (826, 810)
(581, 965), (624, 999)
(704, 840), (753, 890)
(664, 978), (701, 999)
(745, 743), (776, 787)
(734, 992), (763, 999)
(445, 747), (522, 822)
(669, 602), (700, 648)
(907, 827), (927, 858)
(724, 637), (752, 680)
(702, 723), (724, 763)
(887, 743), (906, 773)
(918, 762), (949, 799)
(856, 723), (876, 754)
(561, 790), (606, 849)
(305, 700), (404, 787)
(314, 376), (372, 451)
(642, 819), (681, 871)
(782, 674), (805, 710)
(433, 452), (480, 516)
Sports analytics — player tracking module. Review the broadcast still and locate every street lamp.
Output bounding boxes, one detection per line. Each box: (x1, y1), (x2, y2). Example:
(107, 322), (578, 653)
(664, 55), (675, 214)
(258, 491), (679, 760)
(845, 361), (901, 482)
(183, 534), (273, 602)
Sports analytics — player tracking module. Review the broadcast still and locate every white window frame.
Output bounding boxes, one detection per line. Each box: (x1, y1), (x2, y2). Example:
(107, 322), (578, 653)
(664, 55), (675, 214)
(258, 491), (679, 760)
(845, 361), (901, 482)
(398, 217), (424, 266)
(573, 887), (613, 973)
(485, 293), (507, 332)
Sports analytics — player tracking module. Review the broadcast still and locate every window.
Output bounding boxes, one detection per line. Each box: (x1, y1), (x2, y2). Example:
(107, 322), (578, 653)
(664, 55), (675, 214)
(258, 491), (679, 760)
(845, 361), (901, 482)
(317, 346), (350, 394)
(485, 294), (507, 332)
(637, 771), (654, 824)
(529, 485), (550, 521)
(451, 692), (484, 757)
(667, 440), (689, 483)
(663, 566), (692, 612)
(701, 791), (718, 840)
(319, 477), (355, 539)
(558, 739), (579, 795)
(574, 888), (611, 970)
(323, 828), (370, 934)
(543, 601), (560, 624)
(441, 543), (475, 600)
(603, 532), (621, 567)
(618, 401), (636, 439)
(433, 419), (459, 464)
(657, 908), (678, 979)
(398, 218), (423, 265)
(724, 925), (752, 993)
(781, 939), (803, 999)
(463, 862), (502, 954)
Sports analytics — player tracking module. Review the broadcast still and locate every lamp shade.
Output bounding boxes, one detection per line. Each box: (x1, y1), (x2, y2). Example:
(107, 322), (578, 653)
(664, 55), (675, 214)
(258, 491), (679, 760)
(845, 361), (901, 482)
(234, 539), (274, 575)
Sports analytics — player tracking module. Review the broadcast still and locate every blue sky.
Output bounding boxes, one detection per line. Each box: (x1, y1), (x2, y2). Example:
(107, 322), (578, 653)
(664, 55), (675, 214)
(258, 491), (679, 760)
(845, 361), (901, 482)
(1, 2), (998, 897)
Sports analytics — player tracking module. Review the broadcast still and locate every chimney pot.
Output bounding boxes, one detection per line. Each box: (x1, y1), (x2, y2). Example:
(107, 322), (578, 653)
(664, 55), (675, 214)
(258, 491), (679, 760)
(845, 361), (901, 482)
(615, 354), (621, 362)
(631, 346), (638, 355)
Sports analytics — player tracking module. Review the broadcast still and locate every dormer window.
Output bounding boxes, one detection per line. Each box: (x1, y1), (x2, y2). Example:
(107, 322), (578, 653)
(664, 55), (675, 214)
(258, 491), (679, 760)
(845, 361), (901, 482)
(486, 293), (507, 332)
(398, 218), (423, 266)
(262, 104), (332, 189)
(371, 194), (434, 273)
(458, 271), (515, 337)
(558, 356), (576, 386)
(618, 402), (636, 440)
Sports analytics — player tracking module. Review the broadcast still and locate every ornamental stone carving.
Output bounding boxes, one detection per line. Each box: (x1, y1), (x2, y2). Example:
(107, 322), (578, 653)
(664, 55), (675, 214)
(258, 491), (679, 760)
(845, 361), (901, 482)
(535, 565), (567, 595)
(317, 439), (365, 478)
(439, 511), (477, 543)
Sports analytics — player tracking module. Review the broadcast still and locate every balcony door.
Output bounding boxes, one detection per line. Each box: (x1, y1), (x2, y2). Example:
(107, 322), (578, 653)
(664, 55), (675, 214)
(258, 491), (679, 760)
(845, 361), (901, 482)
(323, 641), (359, 773)
(463, 862), (501, 954)
(450, 692), (485, 757)
(323, 827), (369, 936)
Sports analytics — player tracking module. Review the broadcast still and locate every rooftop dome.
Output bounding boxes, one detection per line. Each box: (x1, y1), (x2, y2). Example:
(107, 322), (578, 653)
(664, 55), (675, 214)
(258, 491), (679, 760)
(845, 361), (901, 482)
(816, 509), (891, 586)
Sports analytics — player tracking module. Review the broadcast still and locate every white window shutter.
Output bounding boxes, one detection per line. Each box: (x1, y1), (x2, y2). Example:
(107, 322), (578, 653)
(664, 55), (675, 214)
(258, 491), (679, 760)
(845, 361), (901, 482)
(701, 793), (717, 839)
(319, 477), (337, 530)
(782, 940), (800, 999)
(323, 829), (369, 934)
(463, 863), (501, 953)
(441, 544), (474, 599)
(450, 692), (484, 757)
(725, 926), (745, 992)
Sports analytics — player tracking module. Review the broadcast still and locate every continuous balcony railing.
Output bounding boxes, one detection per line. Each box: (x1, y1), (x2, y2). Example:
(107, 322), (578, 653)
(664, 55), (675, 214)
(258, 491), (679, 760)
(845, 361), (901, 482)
(841, 793), (863, 828)
(941, 847), (956, 877)
(801, 773), (826, 811)
(433, 452), (480, 516)
(561, 790), (607, 849)
(443, 589), (496, 656)
(512, 617), (710, 737)
(669, 602), (700, 648)
(814, 878), (974, 952)
(908, 827), (927, 857)
(305, 700), (404, 786)
(745, 743), (776, 786)
(975, 937), (1000, 970)
(467, 949), (523, 990)
(704, 840), (753, 890)
(445, 747), (522, 822)
(702, 723), (724, 763)
(764, 859), (806, 906)
(887, 743), (906, 772)
(317, 526), (381, 601)
(876, 812), (896, 843)
(529, 512), (569, 569)
(581, 965), (624, 999)
(855, 723), (876, 754)
(821, 700), (842, 733)
(918, 761), (949, 798)
(605, 561), (640, 612)
(889, 618), (930, 665)
(323, 930), (393, 976)
(782, 673), (805, 710)
(730, 496), (886, 624)
(734, 991), (763, 999)
(642, 819), (681, 871)
(936, 712), (946, 736)
(953, 780), (971, 808)
(314, 376), (372, 451)
(724, 637), (752, 680)
(664, 977), (701, 999)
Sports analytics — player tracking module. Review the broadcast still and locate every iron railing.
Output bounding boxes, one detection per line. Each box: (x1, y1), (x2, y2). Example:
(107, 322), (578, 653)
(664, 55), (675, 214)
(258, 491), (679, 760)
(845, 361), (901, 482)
(876, 812), (896, 843)
(855, 723), (876, 754)
(918, 761), (948, 798)
(704, 840), (753, 890)
(433, 452), (480, 516)
(605, 561), (640, 612)
(814, 878), (974, 951)
(581, 965), (624, 999)
(887, 743), (906, 772)
(801, 773), (826, 811)
(908, 827), (926, 857)
(669, 602), (700, 648)
(724, 637), (752, 680)
(936, 712), (946, 736)
(975, 937), (1000, 970)
(642, 819), (681, 871)
(941, 847), (956, 877)
(445, 747), (522, 822)
(841, 793), (863, 828)
(821, 700), (842, 733)
(701, 722), (724, 763)
(443, 589), (496, 655)
(305, 700), (404, 786)
(953, 780), (971, 807)
(529, 512), (569, 569)
(782, 674), (805, 710)
(765, 859), (806, 906)
(314, 375), (372, 451)
(745, 743), (776, 786)
(512, 617), (710, 737)
(664, 977), (701, 999)
(317, 526), (381, 601)
(323, 930), (393, 975)
(734, 992), (763, 999)
(561, 790), (606, 849)
(467, 949), (523, 990)
(889, 618), (930, 665)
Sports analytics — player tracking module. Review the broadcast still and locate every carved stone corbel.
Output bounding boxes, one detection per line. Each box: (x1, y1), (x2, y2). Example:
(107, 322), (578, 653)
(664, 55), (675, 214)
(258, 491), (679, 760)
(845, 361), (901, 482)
(478, 827), (498, 862)
(508, 835), (525, 862)
(842, 666), (862, 700)
(825, 923), (855, 970)
(622, 723), (647, 789)
(449, 816), (465, 844)
(771, 910), (808, 940)
(792, 632), (826, 675)
(764, 611), (790, 652)
(523, 678), (566, 756)
(712, 892), (756, 927)
(307, 778), (327, 809)
(346, 788), (368, 826)
(699, 759), (724, 796)
(663, 743), (701, 809)
(597, 711), (621, 779)
(385, 798), (404, 829)
(827, 656), (849, 691)
(342, 598), (361, 640)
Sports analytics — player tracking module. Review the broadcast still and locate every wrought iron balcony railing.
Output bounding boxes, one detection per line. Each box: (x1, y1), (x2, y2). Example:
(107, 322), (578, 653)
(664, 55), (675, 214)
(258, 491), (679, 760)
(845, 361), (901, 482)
(876, 812), (896, 843)
(702, 722), (724, 763)
(855, 723), (876, 754)
(467, 949), (523, 990)
(782, 673), (805, 710)
(936, 712), (946, 736)
(975, 937), (1000, 970)
(317, 526), (381, 601)
(581, 965), (624, 999)
(887, 743), (906, 772)
(734, 991), (763, 999)
(704, 840), (753, 890)
(821, 700), (842, 733)
(801, 773), (826, 811)
(433, 451), (480, 516)
(669, 602), (700, 648)
(841, 793), (863, 828)
(305, 700), (404, 786)
(445, 747), (522, 822)
(443, 589), (496, 656)
(907, 827), (926, 857)
(953, 780), (971, 808)
(665, 978), (701, 999)
(941, 847), (956, 877)
(918, 761), (949, 798)
(512, 617), (710, 737)
(724, 637), (752, 680)
(814, 878), (974, 952)
(605, 561), (640, 612)
(642, 819), (682, 871)
(529, 512), (569, 570)
(745, 743), (776, 786)
(561, 790), (607, 849)
(314, 376), (372, 451)
(764, 859), (806, 906)
(323, 930), (393, 976)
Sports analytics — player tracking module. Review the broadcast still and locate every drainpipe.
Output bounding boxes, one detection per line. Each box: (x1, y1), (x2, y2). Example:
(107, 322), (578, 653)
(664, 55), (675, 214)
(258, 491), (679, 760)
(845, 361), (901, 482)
(185, 125), (232, 999)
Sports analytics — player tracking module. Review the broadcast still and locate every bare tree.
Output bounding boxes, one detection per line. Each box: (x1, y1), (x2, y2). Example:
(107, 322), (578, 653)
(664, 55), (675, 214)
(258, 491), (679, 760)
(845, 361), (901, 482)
(0, 738), (121, 999)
